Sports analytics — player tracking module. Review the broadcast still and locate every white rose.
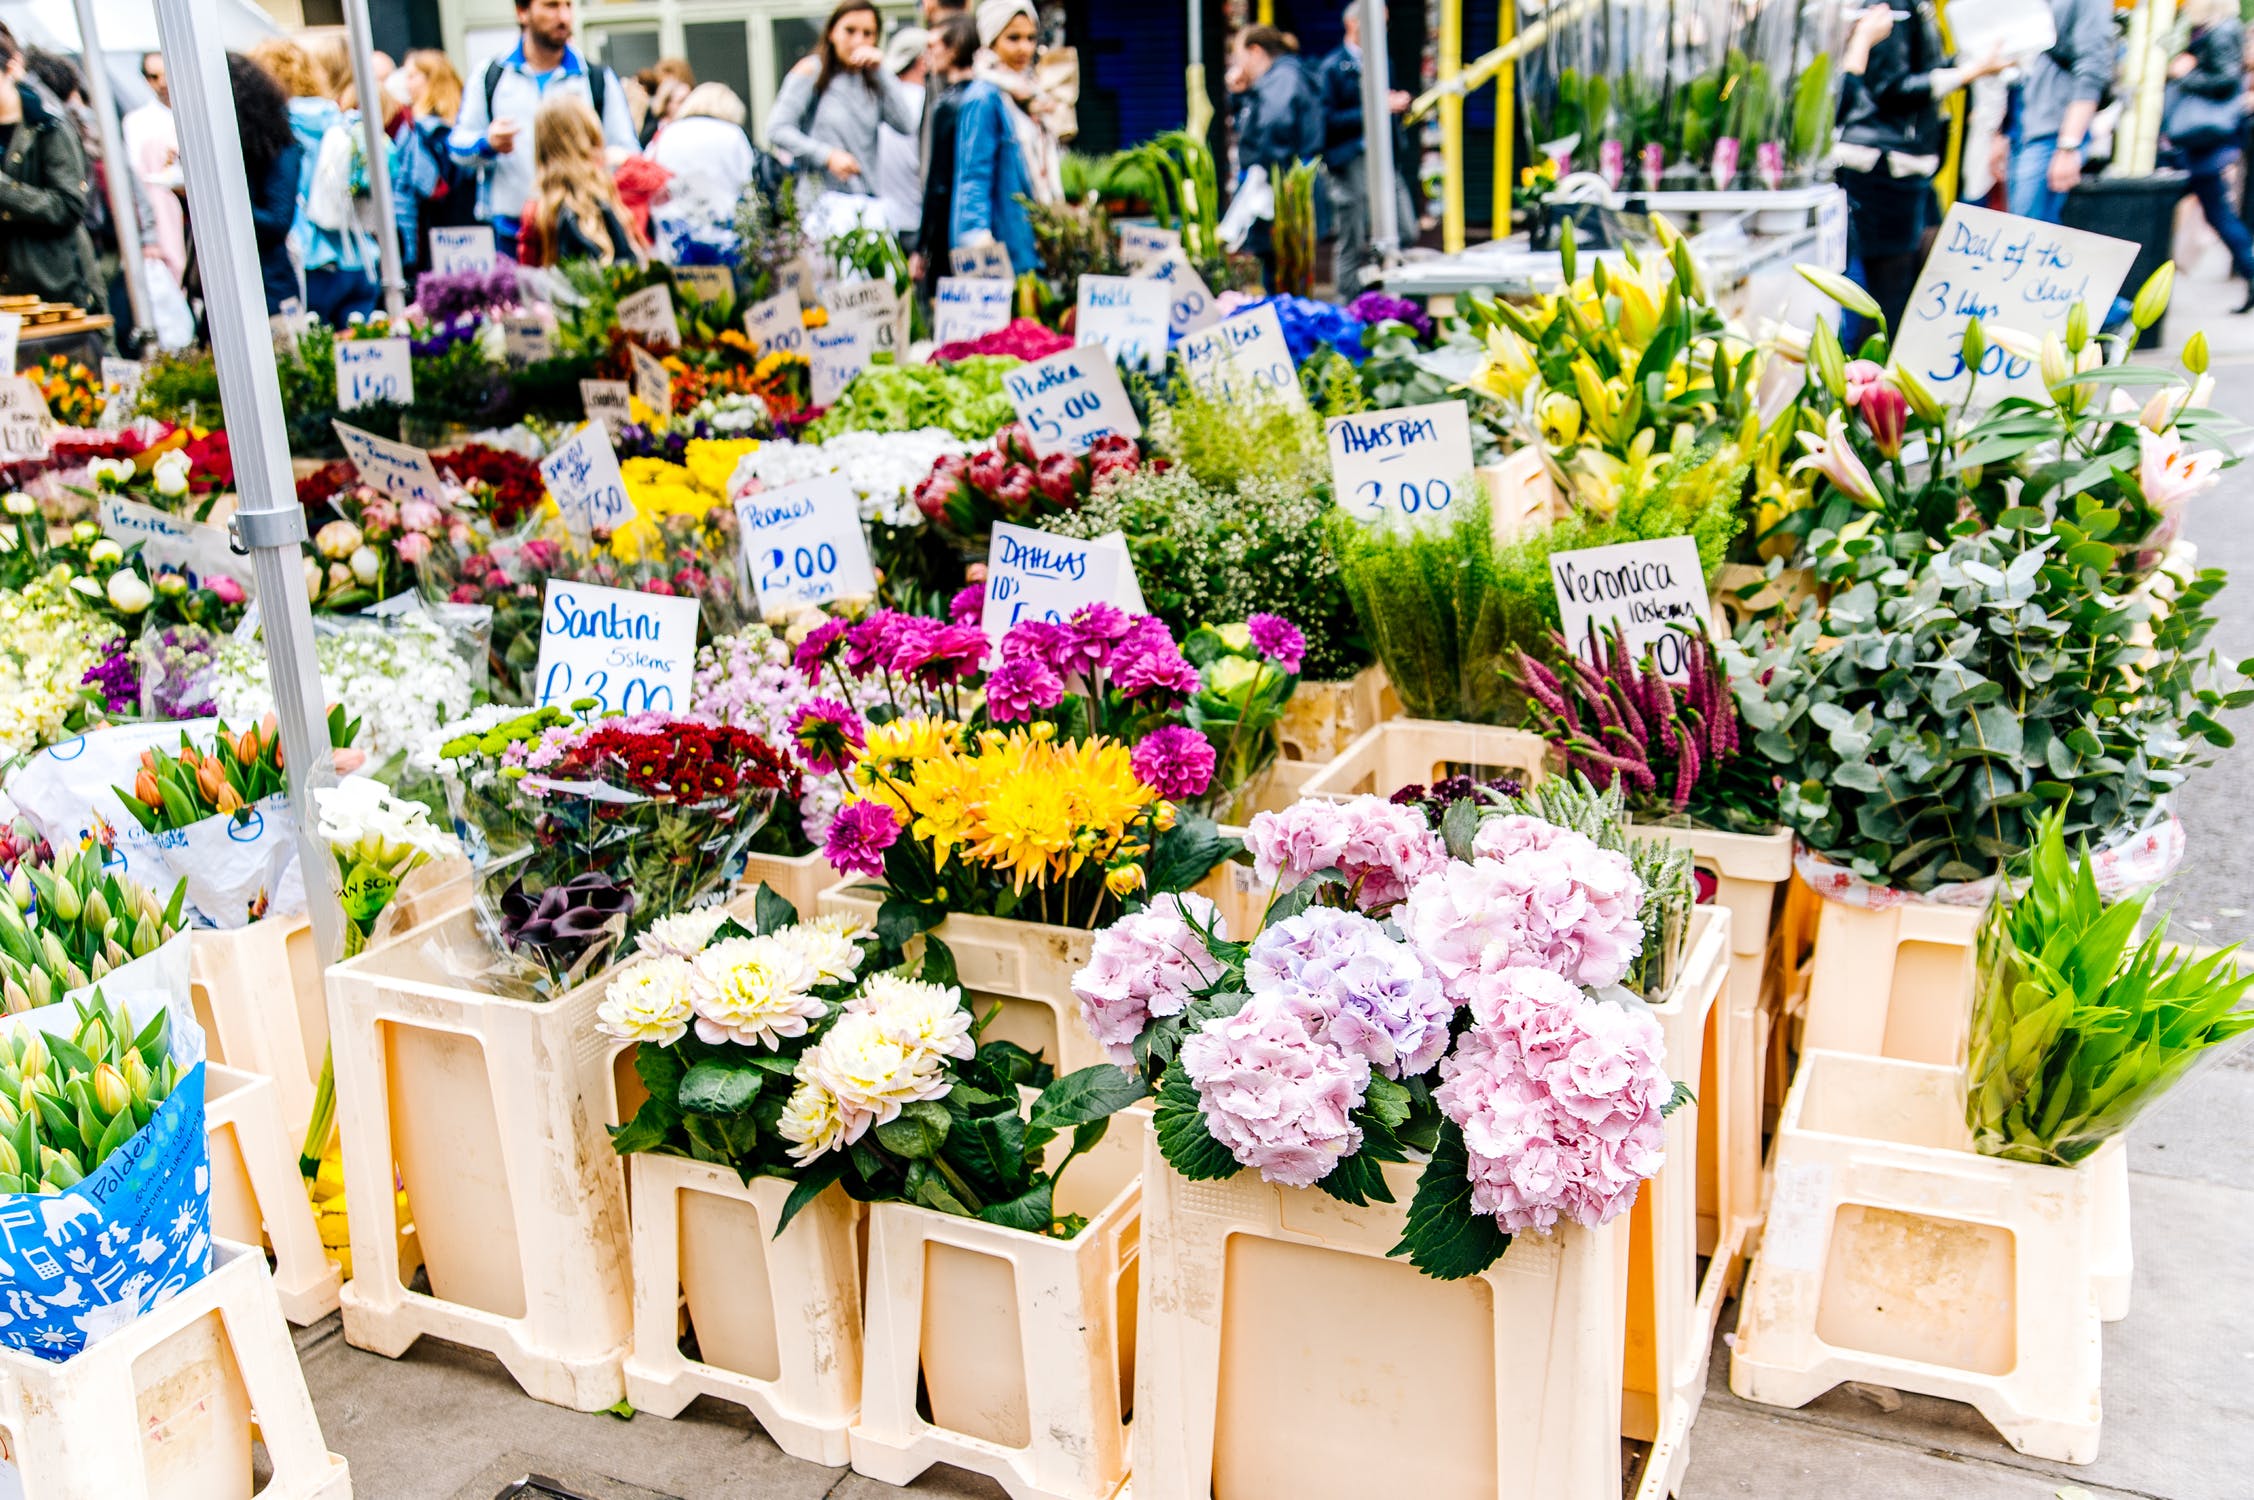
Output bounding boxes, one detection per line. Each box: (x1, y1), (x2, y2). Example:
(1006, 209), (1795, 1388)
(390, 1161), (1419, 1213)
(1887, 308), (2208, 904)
(152, 449), (192, 497)
(87, 538), (124, 566)
(105, 570), (154, 614)
(2, 491), (36, 516)
(349, 546), (381, 585)
(302, 555), (323, 599)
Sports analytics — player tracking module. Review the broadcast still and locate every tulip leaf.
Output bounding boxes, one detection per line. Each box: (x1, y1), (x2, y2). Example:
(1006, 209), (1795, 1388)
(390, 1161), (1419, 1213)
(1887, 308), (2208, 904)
(677, 1061), (763, 1116)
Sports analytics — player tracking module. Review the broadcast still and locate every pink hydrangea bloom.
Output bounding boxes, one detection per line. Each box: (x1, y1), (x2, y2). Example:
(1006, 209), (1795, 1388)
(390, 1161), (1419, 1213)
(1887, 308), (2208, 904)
(1071, 892), (1228, 1065)
(1434, 966), (1670, 1232)
(1244, 795), (1450, 911)
(1402, 819), (1644, 991)
(1246, 907), (1453, 1077)
(1181, 990), (1369, 1188)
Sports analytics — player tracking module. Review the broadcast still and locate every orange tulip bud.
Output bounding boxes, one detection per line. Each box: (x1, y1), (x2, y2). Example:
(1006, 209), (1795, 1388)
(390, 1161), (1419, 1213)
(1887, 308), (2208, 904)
(137, 749), (156, 773)
(212, 785), (243, 815)
(196, 762), (228, 806)
(132, 769), (160, 808)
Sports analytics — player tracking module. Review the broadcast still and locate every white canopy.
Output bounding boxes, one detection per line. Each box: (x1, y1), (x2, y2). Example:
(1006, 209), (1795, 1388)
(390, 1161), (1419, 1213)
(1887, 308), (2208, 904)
(0, 0), (278, 58)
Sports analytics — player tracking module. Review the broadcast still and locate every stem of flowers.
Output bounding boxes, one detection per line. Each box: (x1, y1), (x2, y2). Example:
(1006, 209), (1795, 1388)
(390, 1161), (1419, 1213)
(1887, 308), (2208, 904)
(932, 1152), (987, 1211)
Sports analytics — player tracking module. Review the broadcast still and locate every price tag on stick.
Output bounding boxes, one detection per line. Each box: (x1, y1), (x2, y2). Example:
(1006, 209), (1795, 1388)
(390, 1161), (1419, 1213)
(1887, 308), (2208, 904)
(334, 421), (446, 503)
(1326, 400), (1477, 529)
(334, 338), (413, 410)
(1118, 222), (1181, 270)
(1177, 305), (1304, 410)
(1137, 252), (1221, 338)
(980, 522), (1143, 640)
(429, 225), (496, 274)
(1001, 347), (1142, 457)
(540, 422), (639, 540)
(629, 344), (673, 419)
(933, 276), (1016, 347)
(743, 290), (806, 355)
(1074, 275), (1171, 374)
(617, 284), (680, 348)
(581, 379), (631, 434)
(950, 240), (1014, 280)
(822, 281), (907, 358)
(533, 578), (699, 715)
(504, 315), (555, 364)
(675, 265), (736, 305)
(735, 475), (878, 612)
(1547, 536), (1712, 683)
(809, 323), (870, 406)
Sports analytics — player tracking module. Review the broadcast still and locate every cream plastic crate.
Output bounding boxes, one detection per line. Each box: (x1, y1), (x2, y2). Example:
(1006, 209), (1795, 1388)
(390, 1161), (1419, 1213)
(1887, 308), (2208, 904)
(205, 1063), (340, 1326)
(1622, 906), (1729, 1500)
(623, 1157), (862, 1465)
(1298, 720), (1551, 803)
(0, 1241), (350, 1499)
(1479, 443), (1557, 545)
(190, 917), (325, 1137)
(326, 896), (633, 1411)
(738, 850), (845, 923)
(848, 1106), (1147, 1500)
(1800, 892), (1984, 1067)
(1132, 1130), (1630, 1500)
(1731, 1050), (2116, 1464)
(1275, 664), (1397, 767)
(1635, 823), (1793, 1261)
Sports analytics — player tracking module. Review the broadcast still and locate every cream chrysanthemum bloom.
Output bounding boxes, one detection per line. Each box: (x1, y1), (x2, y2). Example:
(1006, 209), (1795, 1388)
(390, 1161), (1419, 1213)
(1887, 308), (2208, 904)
(773, 921), (866, 986)
(689, 935), (825, 1047)
(595, 955), (701, 1045)
(641, 907), (732, 958)
(776, 1078), (852, 1163)
(851, 974), (976, 1061)
(801, 1010), (952, 1126)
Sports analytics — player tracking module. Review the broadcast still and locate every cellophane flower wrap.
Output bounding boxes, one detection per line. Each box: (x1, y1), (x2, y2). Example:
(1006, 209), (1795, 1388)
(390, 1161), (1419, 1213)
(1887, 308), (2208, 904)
(439, 706), (796, 992)
(600, 887), (1147, 1234)
(1078, 789), (1686, 1279)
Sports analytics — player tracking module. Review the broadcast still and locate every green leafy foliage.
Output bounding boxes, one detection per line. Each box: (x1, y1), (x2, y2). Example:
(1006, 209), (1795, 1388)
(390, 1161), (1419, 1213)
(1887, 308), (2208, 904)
(805, 357), (1023, 442)
(1388, 1122), (1514, 1280)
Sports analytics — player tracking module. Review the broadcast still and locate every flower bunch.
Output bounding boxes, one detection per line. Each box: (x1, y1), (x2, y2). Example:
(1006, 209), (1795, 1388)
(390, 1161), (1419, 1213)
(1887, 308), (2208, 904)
(30, 354), (107, 429)
(692, 626), (838, 850)
(911, 425), (1142, 537)
(0, 993), (183, 1192)
(729, 428), (974, 526)
(206, 615), (476, 763)
(0, 568), (118, 758)
(117, 706), (360, 834)
(1345, 291), (1435, 344)
(314, 777), (461, 951)
(1217, 295), (1371, 366)
(0, 842), (185, 1014)
(302, 483), (473, 612)
(436, 443), (546, 529)
(80, 443), (213, 521)
(1387, 774), (1523, 829)
(411, 262), (525, 324)
(793, 608), (997, 726)
(1243, 795), (1452, 913)
(803, 355), (1021, 444)
(930, 318), (1074, 364)
(1175, 616), (1305, 817)
(604, 890), (1147, 1233)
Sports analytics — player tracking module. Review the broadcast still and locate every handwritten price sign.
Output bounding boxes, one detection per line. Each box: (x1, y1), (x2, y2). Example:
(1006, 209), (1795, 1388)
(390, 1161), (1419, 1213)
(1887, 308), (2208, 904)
(735, 474), (877, 612)
(430, 225), (496, 274)
(334, 421), (446, 504)
(1074, 275), (1171, 374)
(1326, 400), (1476, 529)
(334, 338), (413, 410)
(1177, 305), (1304, 411)
(629, 343), (673, 419)
(580, 379), (631, 434)
(743, 290), (806, 355)
(1547, 536), (1712, 683)
(1001, 347), (1141, 457)
(540, 423), (638, 540)
(933, 276), (1016, 347)
(980, 522), (1142, 639)
(1137, 252), (1220, 338)
(534, 578), (700, 714)
(617, 284), (680, 348)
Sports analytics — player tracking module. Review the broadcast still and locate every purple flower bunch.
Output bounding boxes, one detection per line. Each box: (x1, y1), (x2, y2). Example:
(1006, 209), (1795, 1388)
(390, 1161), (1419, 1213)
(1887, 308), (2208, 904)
(1130, 726), (1216, 800)
(1180, 990), (1371, 1188)
(1245, 613), (1306, 676)
(1398, 816), (1644, 992)
(82, 637), (139, 716)
(986, 604), (1202, 725)
(1346, 290), (1436, 343)
(1243, 794), (1451, 911)
(795, 610), (992, 724)
(408, 312), (486, 360)
(411, 263), (524, 325)
(142, 624), (218, 721)
(1435, 966), (1670, 1232)
(824, 800), (902, 878)
(1244, 907), (1454, 1078)
(1070, 892), (1227, 1065)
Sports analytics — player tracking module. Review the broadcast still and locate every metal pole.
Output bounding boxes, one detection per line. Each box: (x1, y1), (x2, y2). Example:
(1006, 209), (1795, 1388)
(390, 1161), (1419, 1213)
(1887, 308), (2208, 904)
(67, 0), (152, 346)
(1357, 0), (1400, 271)
(149, 0), (347, 972)
(341, 0), (408, 318)
(1186, 0), (1210, 141)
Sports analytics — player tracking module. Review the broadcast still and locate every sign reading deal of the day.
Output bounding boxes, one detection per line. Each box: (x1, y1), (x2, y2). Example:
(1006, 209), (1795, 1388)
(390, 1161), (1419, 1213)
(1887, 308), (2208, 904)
(0, 377), (50, 462)
(1074, 275), (1171, 374)
(1894, 203), (2140, 406)
(810, 322), (870, 406)
(980, 521), (1143, 639)
(933, 276), (1017, 347)
(1177, 304), (1306, 410)
(333, 421), (447, 504)
(1002, 346), (1142, 457)
(1327, 400), (1477, 529)
(1118, 222), (1181, 270)
(1137, 252), (1221, 338)
(736, 474), (878, 612)
(950, 240), (1013, 280)
(580, 378), (632, 434)
(616, 283), (680, 348)
(675, 264), (736, 305)
(743, 290), (806, 355)
(1547, 536), (1712, 683)
(534, 577), (700, 714)
(540, 422), (638, 538)
(97, 497), (249, 589)
(629, 343), (673, 418)
(822, 280), (908, 358)
(334, 337), (413, 410)
(429, 224), (496, 274)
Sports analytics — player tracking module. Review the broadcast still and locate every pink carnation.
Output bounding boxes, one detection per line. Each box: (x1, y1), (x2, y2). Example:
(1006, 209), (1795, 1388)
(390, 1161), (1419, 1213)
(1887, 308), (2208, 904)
(1434, 966), (1670, 1232)
(1401, 818), (1644, 991)
(1071, 893), (1228, 1066)
(1244, 795), (1450, 911)
(1181, 990), (1368, 1188)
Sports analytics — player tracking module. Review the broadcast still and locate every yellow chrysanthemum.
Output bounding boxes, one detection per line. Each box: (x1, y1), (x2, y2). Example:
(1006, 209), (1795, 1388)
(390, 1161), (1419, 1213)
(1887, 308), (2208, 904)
(861, 716), (962, 769)
(685, 438), (759, 497)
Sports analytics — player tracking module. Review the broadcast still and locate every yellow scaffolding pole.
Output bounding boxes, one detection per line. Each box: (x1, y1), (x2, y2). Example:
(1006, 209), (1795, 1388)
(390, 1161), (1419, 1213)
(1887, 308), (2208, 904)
(1441, 0), (1464, 250)
(1494, 0), (1515, 246)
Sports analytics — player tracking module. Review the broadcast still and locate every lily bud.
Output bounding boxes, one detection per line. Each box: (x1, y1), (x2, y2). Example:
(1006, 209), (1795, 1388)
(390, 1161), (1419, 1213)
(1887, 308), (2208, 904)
(1797, 264), (1883, 323)
(2130, 261), (2175, 331)
(2064, 300), (2088, 353)
(1894, 364), (1946, 424)
(2185, 329), (2210, 376)
(1807, 318), (1848, 402)
(1959, 318), (1985, 383)
(2040, 332), (2073, 400)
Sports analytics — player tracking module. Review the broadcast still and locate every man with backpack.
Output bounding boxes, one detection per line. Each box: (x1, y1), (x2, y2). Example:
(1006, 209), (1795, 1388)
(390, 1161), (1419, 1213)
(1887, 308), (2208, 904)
(450, 0), (639, 251)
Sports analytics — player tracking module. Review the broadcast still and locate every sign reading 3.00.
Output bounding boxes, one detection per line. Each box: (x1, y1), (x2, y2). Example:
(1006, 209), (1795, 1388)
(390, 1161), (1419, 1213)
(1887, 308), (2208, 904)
(534, 578), (700, 714)
(734, 475), (877, 612)
(1326, 400), (1476, 527)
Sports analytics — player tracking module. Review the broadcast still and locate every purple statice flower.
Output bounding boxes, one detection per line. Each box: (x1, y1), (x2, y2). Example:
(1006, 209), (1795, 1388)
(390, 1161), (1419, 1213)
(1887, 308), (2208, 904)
(1347, 290), (1436, 342)
(82, 637), (139, 715)
(794, 618), (850, 684)
(147, 625), (218, 720)
(983, 653), (1065, 722)
(787, 698), (864, 775)
(1245, 613), (1306, 675)
(822, 800), (903, 878)
(411, 262), (525, 325)
(1130, 725), (1216, 800)
(949, 582), (985, 625)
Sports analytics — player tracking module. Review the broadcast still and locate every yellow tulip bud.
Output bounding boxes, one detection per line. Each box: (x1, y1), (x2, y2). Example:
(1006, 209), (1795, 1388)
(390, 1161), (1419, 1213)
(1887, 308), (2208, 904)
(92, 1062), (129, 1117)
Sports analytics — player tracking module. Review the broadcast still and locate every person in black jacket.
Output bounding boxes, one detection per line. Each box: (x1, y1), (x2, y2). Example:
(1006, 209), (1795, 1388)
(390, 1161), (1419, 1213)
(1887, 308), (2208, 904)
(915, 16), (978, 297)
(1317, 5), (1417, 293)
(1229, 26), (1323, 283)
(1831, 3), (2003, 339)
(230, 51), (303, 318)
(0, 23), (101, 317)
(2167, 0), (2254, 311)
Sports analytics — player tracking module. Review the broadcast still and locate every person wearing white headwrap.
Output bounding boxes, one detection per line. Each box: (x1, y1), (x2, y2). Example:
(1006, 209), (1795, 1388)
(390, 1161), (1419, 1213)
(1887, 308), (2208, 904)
(948, 1), (1044, 273)
(972, 0), (1065, 205)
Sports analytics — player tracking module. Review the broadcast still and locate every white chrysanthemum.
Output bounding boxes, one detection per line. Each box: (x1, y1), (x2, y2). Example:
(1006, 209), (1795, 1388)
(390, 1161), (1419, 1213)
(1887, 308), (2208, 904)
(772, 921), (865, 985)
(776, 1078), (853, 1163)
(641, 907), (731, 958)
(800, 1010), (951, 1126)
(850, 973), (976, 1061)
(595, 955), (700, 1044)
(689, 935), (825, 1047)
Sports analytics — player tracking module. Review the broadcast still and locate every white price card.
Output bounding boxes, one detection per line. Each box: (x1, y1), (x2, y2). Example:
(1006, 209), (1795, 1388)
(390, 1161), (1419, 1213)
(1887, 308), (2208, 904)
(540, 422), (639, 539)
(1001, 346), (1141, 457)
(97, 497), (251, 589)
(334, 421), (446, 503)
(0, 310), (18, 372)
(1547, 536), (1712, 682)
(0, 379), (50, 461)
(1327, 400), (1477, 529)
(629, 343), (673, 418)
(1118, 222), (1181, 270)
(1177, 304), (1304, 410)
(99, 356), (143, 426)
(1815, 188), (1848, 275)
(334, 337), (413, 410)
(533, 578), (699, 715)
(503, 315), (554, 364)
(1074, 275), (1171, 374)
(429, 225), (496, 274)
(743, 290), (806, 355)
(933, 276), (1016, 347)
(980, 522), (1144, 639)
(580, 379), (632, 434)
(822, 280), (907, 357)
(735, 474), (878, 612)
(1137, 252), (1221, 338)
(1893, 203), (2139, 406)
(809, 322), (870, 407)
(675, 265), (736, 305)
(950, 240), (1014, 280)
(616, 283), (680, 348)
